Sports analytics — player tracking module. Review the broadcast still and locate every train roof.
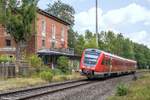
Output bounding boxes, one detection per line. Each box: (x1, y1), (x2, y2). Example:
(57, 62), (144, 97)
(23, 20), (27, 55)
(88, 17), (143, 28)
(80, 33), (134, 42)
(84, 48), (136, 63)
(102, 51), (136, 63)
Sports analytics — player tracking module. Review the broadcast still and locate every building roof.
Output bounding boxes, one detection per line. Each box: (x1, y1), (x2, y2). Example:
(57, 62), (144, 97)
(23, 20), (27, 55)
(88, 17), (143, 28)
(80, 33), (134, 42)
(37, 49), (81, 58)
(37, 8), (71, 26)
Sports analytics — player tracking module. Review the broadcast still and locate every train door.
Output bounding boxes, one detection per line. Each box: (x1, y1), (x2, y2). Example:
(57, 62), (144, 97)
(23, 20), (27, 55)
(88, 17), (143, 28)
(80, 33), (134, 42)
(103, 55), (112, 73)
(102, 55), (108, 72)
(109, 57), (112, 74)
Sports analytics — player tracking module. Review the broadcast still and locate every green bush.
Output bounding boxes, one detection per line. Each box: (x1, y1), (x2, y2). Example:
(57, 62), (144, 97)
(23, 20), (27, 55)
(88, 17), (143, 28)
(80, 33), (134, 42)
(57, 56), (70, 74)
(116, 83), (128, 96)
(0, 55), (14, 63)
(27, 55), (44, 68)
(59, 75), (68, 80)
(53, 75), (68, 81)
(39, 71), (53, 82)
(52, 68), (63, 75)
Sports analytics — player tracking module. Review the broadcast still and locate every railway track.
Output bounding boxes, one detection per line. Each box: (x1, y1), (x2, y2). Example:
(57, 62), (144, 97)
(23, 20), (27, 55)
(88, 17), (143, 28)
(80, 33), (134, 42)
(0, 71), (148, 100)
(0, 79), (92, 100)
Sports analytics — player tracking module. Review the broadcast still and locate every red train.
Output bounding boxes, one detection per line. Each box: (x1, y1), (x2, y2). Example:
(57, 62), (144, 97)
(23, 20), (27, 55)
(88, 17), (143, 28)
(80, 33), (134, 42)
(80, 49), (137, 79)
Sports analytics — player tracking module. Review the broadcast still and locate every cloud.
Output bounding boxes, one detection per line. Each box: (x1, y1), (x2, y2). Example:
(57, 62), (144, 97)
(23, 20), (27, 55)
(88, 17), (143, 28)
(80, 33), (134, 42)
(38, 0), (50, 9)
(74, 7), (103, 33)
(146, 0), (150, 2)
(74, 3), (150, 47)
(103, 3), (150, 27)
(128, 31), (150, 47)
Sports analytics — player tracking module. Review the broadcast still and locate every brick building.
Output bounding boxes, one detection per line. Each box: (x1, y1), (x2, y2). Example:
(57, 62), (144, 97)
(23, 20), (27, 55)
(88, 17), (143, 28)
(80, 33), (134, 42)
(0, 9), (80, 69)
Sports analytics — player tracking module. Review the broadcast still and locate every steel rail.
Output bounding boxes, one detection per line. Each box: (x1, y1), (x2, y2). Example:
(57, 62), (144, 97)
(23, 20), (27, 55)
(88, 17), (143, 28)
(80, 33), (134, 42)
(0, 79), (88, 100)
(0, 70), (148, 100)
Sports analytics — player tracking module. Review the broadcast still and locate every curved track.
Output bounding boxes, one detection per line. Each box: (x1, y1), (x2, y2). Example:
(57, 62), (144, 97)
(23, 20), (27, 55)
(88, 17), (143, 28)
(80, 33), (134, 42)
(0, 71), (147, 100)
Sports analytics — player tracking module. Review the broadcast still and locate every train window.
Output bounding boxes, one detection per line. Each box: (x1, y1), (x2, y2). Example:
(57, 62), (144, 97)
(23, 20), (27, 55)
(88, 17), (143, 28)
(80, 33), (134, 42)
(102, 56), (107, 65)
(101, 55), (104, 65)
(102, 57), (111, 66)
(102, 58), (106, 65)
(83, 50), (101, 66)
(106, 59), (111, 66)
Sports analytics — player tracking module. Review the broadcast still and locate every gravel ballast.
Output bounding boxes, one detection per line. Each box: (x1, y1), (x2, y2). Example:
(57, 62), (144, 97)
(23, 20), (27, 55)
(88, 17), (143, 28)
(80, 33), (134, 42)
(29, 73), (142, 100)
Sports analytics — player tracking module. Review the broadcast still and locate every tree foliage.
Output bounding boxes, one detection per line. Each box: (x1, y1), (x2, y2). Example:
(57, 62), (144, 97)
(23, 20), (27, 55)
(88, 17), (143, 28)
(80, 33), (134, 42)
(75, 35), (85, 55)
(0, 0), (5, 24)
(46, 0), (75, 26)
(1, 0), (38, 60)
(68, 28), (78, 48)
(27, 54), (44, 68)
(57, 56), (70, 74)
(84, 30), (98, 49)
(74, 30), (150, 69)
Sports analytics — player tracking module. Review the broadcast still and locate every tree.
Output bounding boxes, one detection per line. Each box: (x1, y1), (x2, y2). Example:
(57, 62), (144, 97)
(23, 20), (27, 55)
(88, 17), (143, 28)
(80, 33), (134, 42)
(98, 31), (106, 51)
(57, 56), (70, 74)
(85, 30), (93, 41)
(68, 28), (78, 48)
(121, 38), (134, 59)
(115, 33), (124, 56)
(2, 0), (38, 61)
(85, 37), (98, 49)
(46, 0), (75, 26)
(71, 28), (150, 69)
(133, 43), (150, 68)
(75, 35), (85, 55)
(134, 44), (145, 68)
(103, 31), (116, 53)
(0, 0), (3, 23)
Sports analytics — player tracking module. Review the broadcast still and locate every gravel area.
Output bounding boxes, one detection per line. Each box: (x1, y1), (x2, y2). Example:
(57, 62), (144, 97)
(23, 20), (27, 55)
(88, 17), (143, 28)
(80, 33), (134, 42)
(29, 73), (142, 100)
(0, 79), (84, 94)
(0, 79), (88, 100)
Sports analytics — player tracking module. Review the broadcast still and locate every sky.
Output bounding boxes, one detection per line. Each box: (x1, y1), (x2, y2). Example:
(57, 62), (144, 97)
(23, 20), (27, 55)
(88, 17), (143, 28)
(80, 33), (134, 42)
(38, 0), (150, 48)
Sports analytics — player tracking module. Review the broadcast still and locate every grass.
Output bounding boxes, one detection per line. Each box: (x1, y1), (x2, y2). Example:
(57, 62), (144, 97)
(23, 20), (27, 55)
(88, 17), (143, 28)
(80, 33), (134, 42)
(0, 78), (47, 91)
(0, 72), (85, 91)
(108, 72), (150, 100)
(52, 72), (85, 82)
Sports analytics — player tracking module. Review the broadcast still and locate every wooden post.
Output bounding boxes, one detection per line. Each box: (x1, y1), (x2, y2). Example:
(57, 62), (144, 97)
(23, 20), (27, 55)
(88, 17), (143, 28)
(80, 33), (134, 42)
(2, 62), (5, 78)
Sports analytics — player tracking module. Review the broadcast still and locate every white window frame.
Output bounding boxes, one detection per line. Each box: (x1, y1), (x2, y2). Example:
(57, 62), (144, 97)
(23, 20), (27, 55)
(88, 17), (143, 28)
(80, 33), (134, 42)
(61, 26), (65, 41)
(42, 38), (45, 48)
(42, 18), (46, 37)
(51, 24), (56, 39)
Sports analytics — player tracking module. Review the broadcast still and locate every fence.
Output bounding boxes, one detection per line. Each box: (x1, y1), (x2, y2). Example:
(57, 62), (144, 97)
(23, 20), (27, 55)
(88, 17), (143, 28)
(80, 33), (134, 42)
(0, 61), (32, 78)
(18, 61), (35, 77)
(0, 63), (16, 78)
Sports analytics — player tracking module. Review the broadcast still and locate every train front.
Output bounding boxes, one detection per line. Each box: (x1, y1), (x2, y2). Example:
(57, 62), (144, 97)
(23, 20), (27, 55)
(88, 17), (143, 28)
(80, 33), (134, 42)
(80, 49), (101, 78)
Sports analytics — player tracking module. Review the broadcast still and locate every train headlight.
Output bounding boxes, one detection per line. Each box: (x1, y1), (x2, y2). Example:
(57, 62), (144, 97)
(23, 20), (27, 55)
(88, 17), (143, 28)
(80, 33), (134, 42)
(82, 66), (86, 68)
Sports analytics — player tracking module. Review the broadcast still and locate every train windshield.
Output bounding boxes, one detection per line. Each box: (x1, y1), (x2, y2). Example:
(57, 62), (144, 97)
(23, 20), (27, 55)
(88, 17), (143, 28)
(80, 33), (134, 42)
(84, 49), (101, 66)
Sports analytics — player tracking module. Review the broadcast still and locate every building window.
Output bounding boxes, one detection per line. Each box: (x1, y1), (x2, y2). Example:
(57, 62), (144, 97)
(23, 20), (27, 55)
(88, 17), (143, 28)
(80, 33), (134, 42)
(42, 39), (45, 47)
(52, 41), (55, 48)
(6, 39), (11, 47)
(51, 24), (56, 39)
(61, 26), (65, 41)
(42, 19), (46, 37)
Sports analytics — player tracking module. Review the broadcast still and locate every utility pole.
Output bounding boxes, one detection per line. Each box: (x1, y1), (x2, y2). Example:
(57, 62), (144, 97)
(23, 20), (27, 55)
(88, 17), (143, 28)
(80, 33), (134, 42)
(96, 0), (98, 47)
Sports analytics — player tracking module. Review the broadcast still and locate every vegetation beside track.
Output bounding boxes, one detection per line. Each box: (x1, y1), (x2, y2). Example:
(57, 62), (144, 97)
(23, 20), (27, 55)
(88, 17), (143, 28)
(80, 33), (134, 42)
(0, 78), (46, 91)
(108, 72), (150, 100)
(0, 72), (84, 92)
(0, 55), (85, 91)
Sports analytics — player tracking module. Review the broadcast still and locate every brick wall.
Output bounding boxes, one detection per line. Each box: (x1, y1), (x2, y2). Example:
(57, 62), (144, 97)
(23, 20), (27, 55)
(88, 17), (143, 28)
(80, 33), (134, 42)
(0, 10), (69, 56)
(0, 25), (16, 56)
(36, 13), (68, 51)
